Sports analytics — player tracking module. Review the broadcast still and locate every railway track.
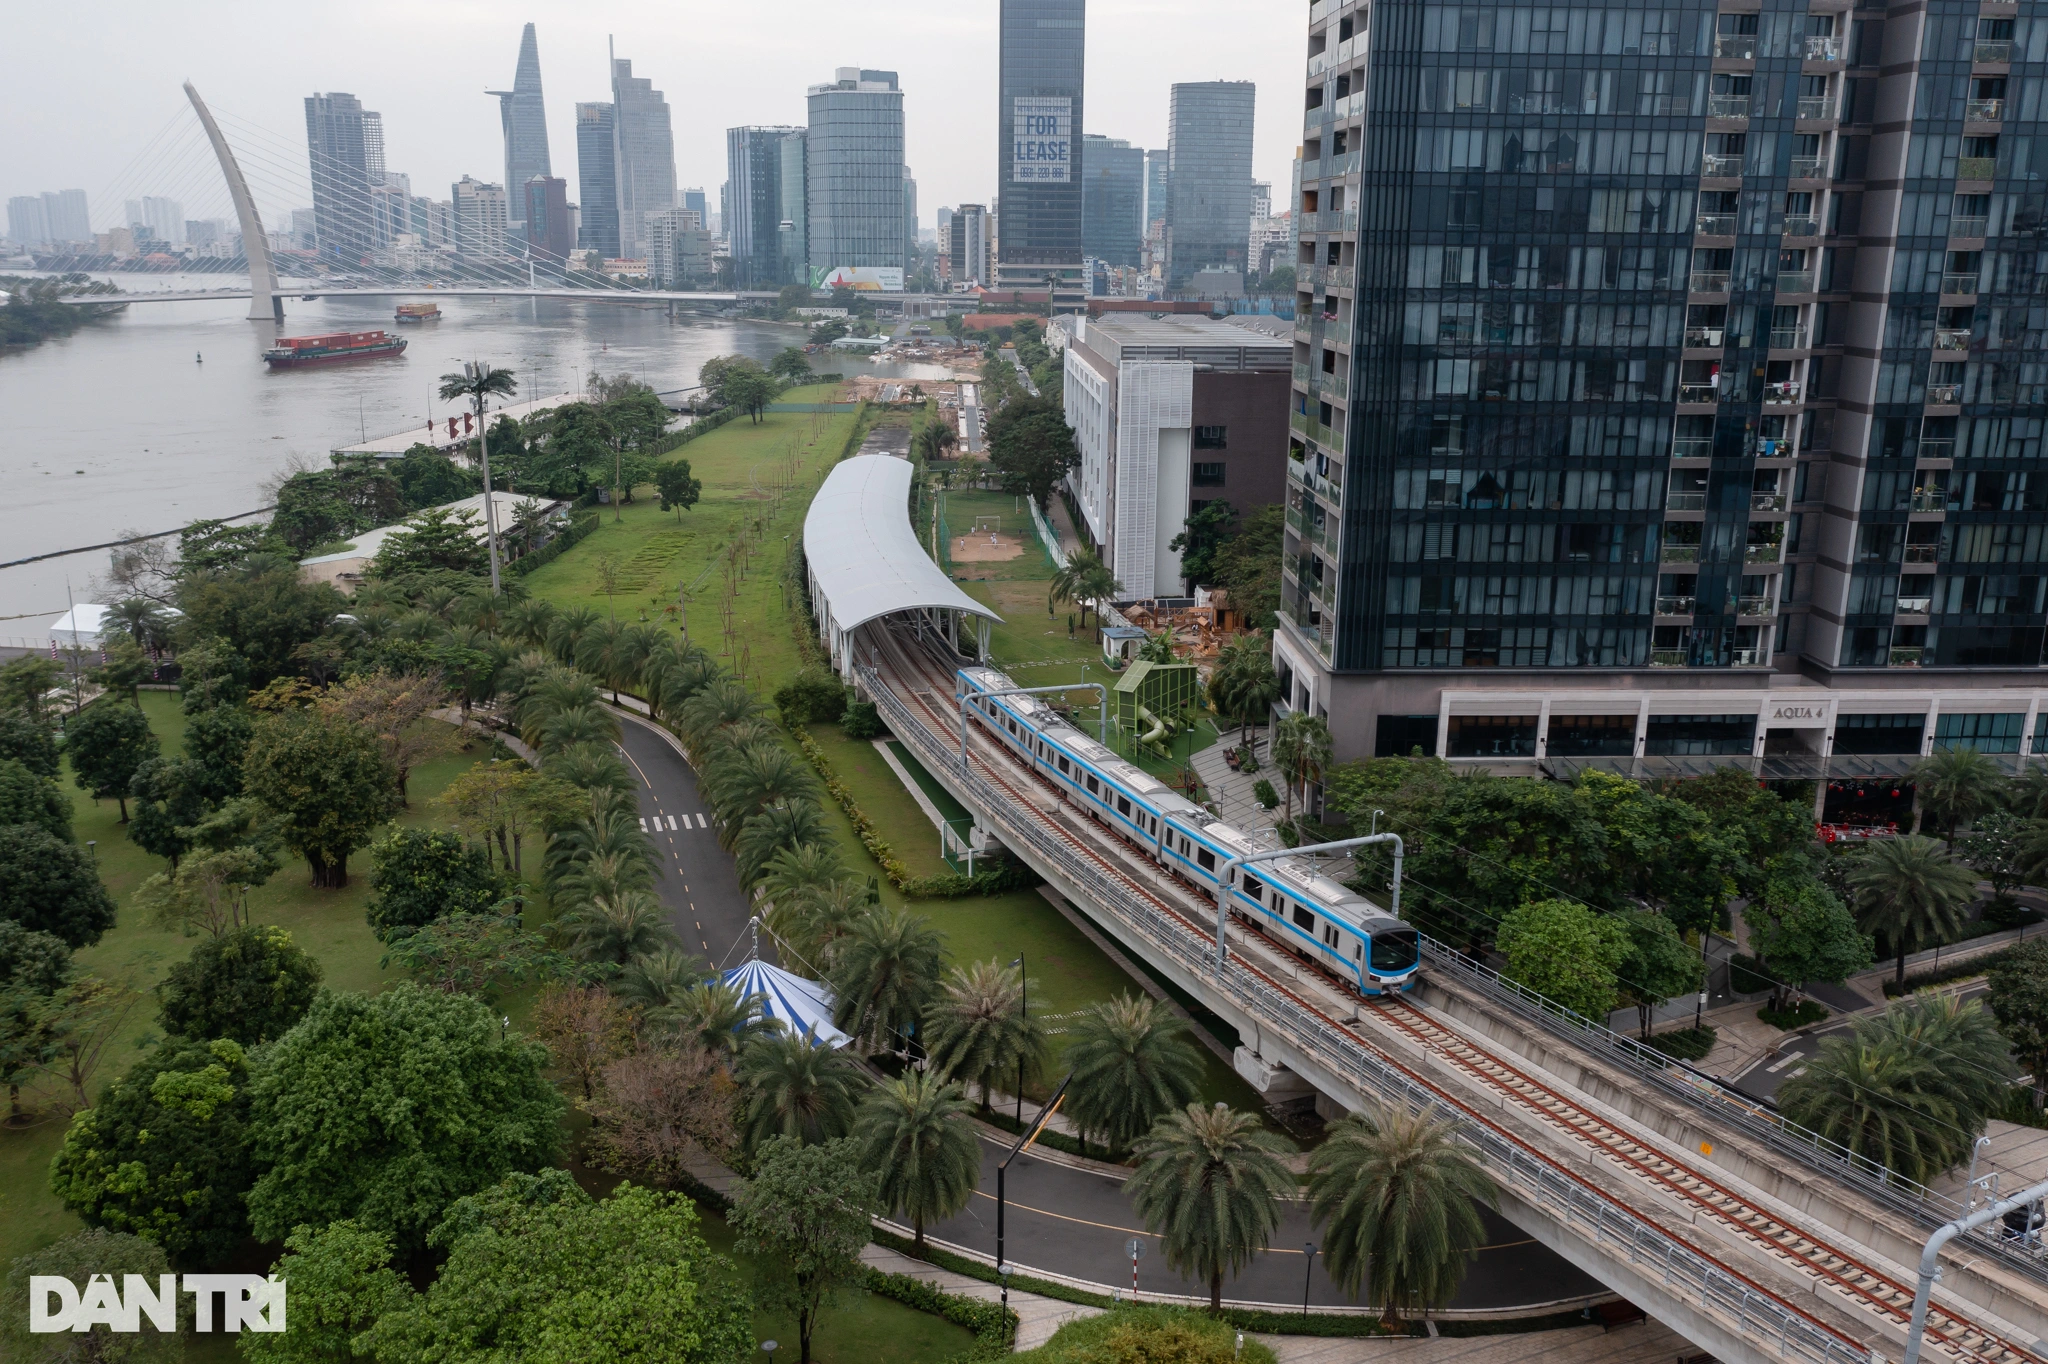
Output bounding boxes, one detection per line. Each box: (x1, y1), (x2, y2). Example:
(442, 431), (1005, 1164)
(860, 619), (2044, 1364)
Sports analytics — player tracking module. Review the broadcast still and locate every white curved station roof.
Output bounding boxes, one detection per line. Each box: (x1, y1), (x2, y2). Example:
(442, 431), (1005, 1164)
(804, 454), (1003, 634)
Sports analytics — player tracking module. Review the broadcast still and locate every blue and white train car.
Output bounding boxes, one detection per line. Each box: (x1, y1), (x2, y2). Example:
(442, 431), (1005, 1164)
(956, 665), (1421, 996)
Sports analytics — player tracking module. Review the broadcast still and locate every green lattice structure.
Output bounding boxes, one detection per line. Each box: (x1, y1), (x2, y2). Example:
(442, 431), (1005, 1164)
(1112, 660), (1203, 762)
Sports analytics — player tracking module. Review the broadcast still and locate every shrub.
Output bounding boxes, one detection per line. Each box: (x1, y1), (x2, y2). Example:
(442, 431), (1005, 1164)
(156, 924), (323, 1045)
(774, 668), (850, 726)
(1758, 999), (1828, 1031)
(365, 827), (509, 940)
(1641, 1025), (1717, 1062)
(841, 699), (885, 740)
(1252, 778), (1278, 810)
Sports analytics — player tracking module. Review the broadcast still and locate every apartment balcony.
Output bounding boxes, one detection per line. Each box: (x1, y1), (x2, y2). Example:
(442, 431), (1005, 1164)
(1959, 157), (1997, 180)
(1941, 272), (1979, 295)
(1974, 39), (2014, 62)
(1919, 438), (1956, 460)
(1770, 326), (1808, 349)
(1701, 153), (1744, 178)
(1889, 646), (1926, 667)
(1672, 437), (1714, 460)
(1656, 595), (1698, 615)
(1751, 491), (1788, 511)
(1777, 270), (1816, 293)
(1745, 541), (1786, 564)
(1896, 595), (1934, 614)
(1804, 35), (1845, 60)
(1951, 216), (1989, 238)
(1715, 33), (1758, 58)
(1685, 325), (1726, 348)
(1763, 381), (1803, 405)
(1708, 95), (1752, 119)
(1739, 595), (1776, 616)
(1731, 647), (1767, 666)
(1967, 98), (2006, 122)
(1651, 648), (1690, 667)
(1796, 95), (1835, 119)
(1662, 544), (1701, 564)
(1789, 156), (1827, 180)
(1783, 214), (1820, 237)
(1935, 328), (1972, 351)
(1679, 383), (1721, 405)
(1904, 543), (1940, 564)
(1690, 270), (1731, 294)
(1696, 214), (1736, 237)
(1910, 490), (1948, 512)
(1927, 382), (1962, 405)
(1667, 492), (1707, 511)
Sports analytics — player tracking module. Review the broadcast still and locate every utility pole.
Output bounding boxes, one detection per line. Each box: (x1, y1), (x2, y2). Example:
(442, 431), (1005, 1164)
(472, 363), (504, 595)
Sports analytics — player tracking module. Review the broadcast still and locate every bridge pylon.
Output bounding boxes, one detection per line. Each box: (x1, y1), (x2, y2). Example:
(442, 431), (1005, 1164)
(182, 80), (283, 325)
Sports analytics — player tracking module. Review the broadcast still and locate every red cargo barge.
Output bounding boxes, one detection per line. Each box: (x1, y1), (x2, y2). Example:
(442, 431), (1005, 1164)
(263, 329), (408, 368)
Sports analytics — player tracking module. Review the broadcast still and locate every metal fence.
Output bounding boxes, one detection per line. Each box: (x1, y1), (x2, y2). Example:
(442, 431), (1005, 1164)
(863, 668), (1873, 1364)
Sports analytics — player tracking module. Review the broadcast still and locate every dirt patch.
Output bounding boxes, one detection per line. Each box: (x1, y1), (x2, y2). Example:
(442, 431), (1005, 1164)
(951, 531), (1026, 563)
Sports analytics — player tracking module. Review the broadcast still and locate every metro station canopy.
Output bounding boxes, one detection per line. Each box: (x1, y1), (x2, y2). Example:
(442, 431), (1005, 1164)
(803, 454), (1002, 675)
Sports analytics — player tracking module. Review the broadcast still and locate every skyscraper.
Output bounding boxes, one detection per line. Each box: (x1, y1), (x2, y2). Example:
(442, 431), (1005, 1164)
(683, 187), (708, 227)
(304, 92), (375, 265)
(574, 102), (618, 258)
(949, 203), (992, 288)
(524, 176), (571, 264)
(44, 191), (90, 246)
(610, 52), (677, 261)
(1278, 0), (2048, 808)
(777, 133), (809, 283)
(8, 197), (48, 247)
(1144, 148), (1169, 229)
(1081, 135), (1144, 269)
(996, 0), (1085, 305)
(1164, 81), (1255, 289)
(903, 167), (919, 266)
(805, 68), (907, 280)
(451, 177), (509, 259)
(727, 126), (806, 288)
(489, 23), (553, 232)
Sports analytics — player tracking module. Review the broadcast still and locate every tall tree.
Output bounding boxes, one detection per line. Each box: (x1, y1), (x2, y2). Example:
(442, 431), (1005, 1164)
(664, 979), (775, 1058)
(1616, 910), (1705, 1038)
(1, 1229), (187, 1361)
(0, 824), (118, 947)
(1909, 745), (2005, 839)
(365, 828), (506, 940)
(853, 1070), (980, 1252)
(155, 923), (322, 1045)
(737, 1030), (866, 1150)
(1495, 899), (1632, 1019)
(1169, 500), (1239, 587)
(730, 1137), (876, 1364)
(923, 958), (1046, 1112)
(655, 459), (704, 522)
(438, 361), (519, 594)
(1844, 835), (1979, 985)
(1271, 710), (1333, 824)
(828, 906), (945, 1053)
(1126, 1102), (1298, 1313)
(986, 395), (1081, 507)
(1063, 994), (1206, 1156)
(1307, 1101), (1497, 1326)
(1743, 872), (1873, 1011)
(65, 700), (159, 822)
(242, 708), (400, 888)
(0, 757), (70, 841)
(236, 1220), (411, 1364)
(1988, 939), (2048, 1111)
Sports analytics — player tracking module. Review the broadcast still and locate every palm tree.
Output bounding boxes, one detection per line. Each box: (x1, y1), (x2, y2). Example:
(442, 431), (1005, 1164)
(656, 654), (725, 722)
(1845, 835), (1979, 984)
(1271, 711), (1334, 825)
(1048, 544), (1123, 636)
(438, 361), (518, 594)
(544, 811), (656, 890)
(854, 1070), (981, 1252)
(576, 619), (640, 703)
(678, 679), (769, 753)
(546, 743), (634, 794)
(663, 979), (775, 1058)
(735, 800), (833, 888)
(615, 947), (706, 1011)
(508, 497), (550, 558)
(1063, 994), (1205, 1156)
(706, 741), (821, 844)
(1209, 634), (1281, 746)
(1126, 1102), (1298, 1313)
(788, 879), (872, 975)
(517, 668), (602, 746)
(923, 959), (1047, 1112)
(758, 842), (849, 911)
(1308, 1102), (1497, 1326)
(1868, 990), (2016, 1139)
(560, 890), (682, 969)
(536, 704), (620, 756)
(1910, 745), (2007, 839)
(828, 906), (946, 1053)
(737, 1030), (865, 1150)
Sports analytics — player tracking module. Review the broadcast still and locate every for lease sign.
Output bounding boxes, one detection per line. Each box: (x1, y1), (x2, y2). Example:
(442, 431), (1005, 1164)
(1013, 98), (1072, 183)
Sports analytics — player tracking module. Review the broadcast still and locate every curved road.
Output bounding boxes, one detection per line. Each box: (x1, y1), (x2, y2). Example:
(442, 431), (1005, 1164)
(613, 707), (1605, 1312)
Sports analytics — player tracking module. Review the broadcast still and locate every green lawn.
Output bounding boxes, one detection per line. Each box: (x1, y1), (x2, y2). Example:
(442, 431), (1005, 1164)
(0, 691), (503, 1271)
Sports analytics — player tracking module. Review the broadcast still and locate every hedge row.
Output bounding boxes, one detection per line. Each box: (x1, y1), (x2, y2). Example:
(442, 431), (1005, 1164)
(862, 1267), (1015, 1361)
(648, 403), (743, 456)
(508, 511), (600, 578)
(1883, 936), (2039, 997)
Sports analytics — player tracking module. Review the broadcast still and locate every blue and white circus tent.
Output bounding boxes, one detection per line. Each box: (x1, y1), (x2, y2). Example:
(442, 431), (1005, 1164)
(720, 958), (850, 1049)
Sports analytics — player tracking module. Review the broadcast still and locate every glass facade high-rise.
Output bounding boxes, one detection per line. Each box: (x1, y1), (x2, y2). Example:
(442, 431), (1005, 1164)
(574, 102), (618, 258)
(611, 54), (677, 261)
(1082, 135), (1145, 268)
(1165, 81), (1256, 289)
(727, 126), (807, 288)
(1278, 0), (2048, 805)
(805, 68), (907, 278)
(996, 0), (1086, 304)
(303, 92), (375, 266)
(489, 23), (553, 230)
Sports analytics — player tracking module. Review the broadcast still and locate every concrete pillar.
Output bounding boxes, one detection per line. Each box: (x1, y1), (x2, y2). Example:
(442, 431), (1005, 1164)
(184, 82), (282, 324)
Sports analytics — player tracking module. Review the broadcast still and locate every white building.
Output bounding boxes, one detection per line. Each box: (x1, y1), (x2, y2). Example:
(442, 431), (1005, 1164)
(451, 177), (510, 259)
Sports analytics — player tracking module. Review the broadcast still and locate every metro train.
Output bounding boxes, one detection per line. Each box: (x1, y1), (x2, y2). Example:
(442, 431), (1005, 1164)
(956, 665), (1421, 996)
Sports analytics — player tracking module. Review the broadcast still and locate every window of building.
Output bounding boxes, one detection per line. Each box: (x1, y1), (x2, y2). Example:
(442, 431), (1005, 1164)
(1546, 715), (1637, 757)
(1447, 715), (1538, 758)
(1933, 713), (2024, 754)
(1833, 714), (1926, 755)
(1195, 426), (1228, 448)
(1192, 462), (1227, 486)
(1644, 714), (1755, 756)
(1376, 714), (1439, 757)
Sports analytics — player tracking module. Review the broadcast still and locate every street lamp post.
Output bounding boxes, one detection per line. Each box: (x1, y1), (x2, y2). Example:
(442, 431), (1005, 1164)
(1009, 955), (1027, 1125)
(996, 1072), (1071, 1288)
(1302, 1243), (1317, 1316)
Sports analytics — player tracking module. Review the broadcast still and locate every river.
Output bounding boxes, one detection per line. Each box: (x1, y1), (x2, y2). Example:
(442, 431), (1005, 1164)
(0, 273), (950, 640)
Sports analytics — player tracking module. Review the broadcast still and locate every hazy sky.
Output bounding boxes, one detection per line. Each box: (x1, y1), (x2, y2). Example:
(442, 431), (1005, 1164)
(3, 1), (1305, 232)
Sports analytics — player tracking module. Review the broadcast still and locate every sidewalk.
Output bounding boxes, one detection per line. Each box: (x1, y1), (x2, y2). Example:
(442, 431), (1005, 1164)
(1190, 731), (1281, 838)
(1252, 1320), (1690, 1364)
(860, 1243), (1099, 1351)
(432, 708), (538, 765)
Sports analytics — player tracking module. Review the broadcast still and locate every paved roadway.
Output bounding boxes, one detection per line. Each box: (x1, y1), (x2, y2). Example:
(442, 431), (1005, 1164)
(1735, 976), (1994, 1101)
(613, 709), (765, 969)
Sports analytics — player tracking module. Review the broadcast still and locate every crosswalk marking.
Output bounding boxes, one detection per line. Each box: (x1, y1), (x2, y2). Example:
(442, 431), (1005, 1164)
(669, 814), (680, 830)
(696, 812), (708, 828)
(1766, 1051), (1803, 1074)
(638, 817), (647, 831)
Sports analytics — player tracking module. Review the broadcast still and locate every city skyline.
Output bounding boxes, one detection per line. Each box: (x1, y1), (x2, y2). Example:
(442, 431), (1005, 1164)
(0, 2), (1298, 237)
